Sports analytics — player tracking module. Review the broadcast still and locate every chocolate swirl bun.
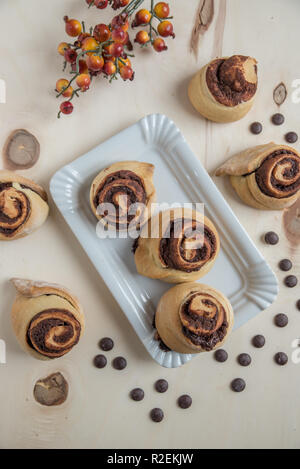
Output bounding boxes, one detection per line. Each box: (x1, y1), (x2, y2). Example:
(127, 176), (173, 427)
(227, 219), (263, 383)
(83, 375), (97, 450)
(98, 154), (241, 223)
(0, 170), (49, 240)
(155, 283), (234, 353)
(134, 208), (220, 283)
(90, 161), (155, 231)
(10, 278), (85, 360)
(216, 143), (300, 210)
(188, 55), (258, 123)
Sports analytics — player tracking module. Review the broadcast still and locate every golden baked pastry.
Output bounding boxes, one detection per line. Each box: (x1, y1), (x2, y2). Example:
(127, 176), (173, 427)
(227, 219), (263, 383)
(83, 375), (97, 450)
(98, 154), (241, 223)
(155, 283), (234, 354)
(188, 55), (258, 123)
(216, 142), (300, 210)
(0, 170), (49, 240)
(10, 278), (85, 360)
(90, 161), (156, 231)
(134, 207), (220, 283)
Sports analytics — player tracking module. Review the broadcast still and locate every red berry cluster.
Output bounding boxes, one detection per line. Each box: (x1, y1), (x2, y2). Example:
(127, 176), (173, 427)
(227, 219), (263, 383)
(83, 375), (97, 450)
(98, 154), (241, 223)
(133, 2), (174, 52)
(56, 0), (174, 117)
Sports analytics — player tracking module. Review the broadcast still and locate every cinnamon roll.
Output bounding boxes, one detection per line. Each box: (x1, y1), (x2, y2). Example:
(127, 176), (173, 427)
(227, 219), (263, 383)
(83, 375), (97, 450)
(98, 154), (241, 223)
(0, 170), (49, 240)
(90, 161), (155, 231)
(134, 208), (220, 283)
(216, 143), (300, 210)
(10, 278), (85, 360)
(188, 55), (258, 123)
(155, 283), (234, 354)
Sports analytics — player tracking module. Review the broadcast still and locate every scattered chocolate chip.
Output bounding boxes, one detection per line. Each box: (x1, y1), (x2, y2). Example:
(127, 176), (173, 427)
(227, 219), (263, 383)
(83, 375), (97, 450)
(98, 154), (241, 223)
(155, 379), (168, 393)
(250, 122), (262, 135)
(237, 353), (252, 367)
(252, 335), (265, 348)
(274, 313), (288, 328)
(150, 408), (164, 422)
(296, 300), (300, 311)
(130, 388), (144, 401)
(231, 378), (246, 393)
(284, 275), (298, 288)
(278, 259), (292, 271)
(3, 129), (40, 170)
(274, 352), (288, 366)
(99, 337), (114, 352)
(33, 372), (68, 406)
(178, 394), (192, 409)
(264, 231), (279, 245)
(285, 131), (298, 144)
(94, 354), (107, 369)
(112, 356), (127, 370)
(271, 113), (285, 125)
(214, 349), (228, 363)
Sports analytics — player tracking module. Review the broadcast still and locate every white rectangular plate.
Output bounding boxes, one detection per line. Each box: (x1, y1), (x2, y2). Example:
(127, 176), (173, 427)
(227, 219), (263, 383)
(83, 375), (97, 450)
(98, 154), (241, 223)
(50, 114), (278, 368)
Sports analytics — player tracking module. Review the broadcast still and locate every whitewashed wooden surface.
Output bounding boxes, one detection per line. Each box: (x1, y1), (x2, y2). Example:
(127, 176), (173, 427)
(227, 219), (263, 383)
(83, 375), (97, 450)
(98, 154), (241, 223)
(0, 0), (300, 449)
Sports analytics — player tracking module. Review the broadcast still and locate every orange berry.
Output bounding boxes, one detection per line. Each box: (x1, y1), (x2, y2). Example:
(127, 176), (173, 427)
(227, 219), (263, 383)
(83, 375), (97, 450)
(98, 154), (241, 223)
(103, 61), (116, 75)
(111, 14), (129, 32)
(93, 24), (111, 42)
(75, 73), (91, 91)
(153, 37), (167, 52)
(120, 66), (134, 81)
(154, 2), (170, 18)
(157, 20), (175, 38)
(86, 55), (104, 71)
(64, 17), (82, 37)
(118, 57), (131, 69)
(57, 42), (69, 56)
(56, 79), (74, 98)
(134, 30), (150, 45)
(133, 9), (151, 26)
(81, 37), (99, 55)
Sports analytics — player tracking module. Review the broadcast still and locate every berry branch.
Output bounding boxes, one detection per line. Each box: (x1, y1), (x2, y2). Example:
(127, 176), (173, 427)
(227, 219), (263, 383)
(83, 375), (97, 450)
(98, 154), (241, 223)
(55, 1), (175, 117)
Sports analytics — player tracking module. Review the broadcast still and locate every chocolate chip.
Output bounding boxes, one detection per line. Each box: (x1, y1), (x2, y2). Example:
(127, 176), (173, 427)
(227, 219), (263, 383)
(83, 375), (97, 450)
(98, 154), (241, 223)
(99, 337), (114, 351)
(252, 335), (265, 348)
(285, 132), (298, 144)
(130, 388), (144, 401)
(278, 259), (292, 271)
(155, 379), (168, 393)
(296, 300), (300, 311)
(274, 313), (288, 328)
(231, 378), (246, 392)
(112, 356), (127, 370)
(237, 353), (251, 367)
(264, 231), (279, 245)
(177, 394), (192, 409)
(150, 408), (164, 422)
(271, 113), (285, 125)
(274, 352), (288, 366)
(214, 349), (228, 363)
(250, 122), (262, 135)
(284, 275), (298, 288)
(93, 354), (107, 369)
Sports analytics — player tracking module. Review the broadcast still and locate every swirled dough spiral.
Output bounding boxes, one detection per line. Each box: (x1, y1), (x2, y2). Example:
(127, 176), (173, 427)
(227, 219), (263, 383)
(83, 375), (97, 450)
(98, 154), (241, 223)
(134, 208), (220, 283)
(0, 170), (49, 240)
(188, 55), (258, 123)
(90, 161), (155, 231)
(216, 143), (300, 210)
(10, 278), (85, 360)
(155, 283), (234, 353)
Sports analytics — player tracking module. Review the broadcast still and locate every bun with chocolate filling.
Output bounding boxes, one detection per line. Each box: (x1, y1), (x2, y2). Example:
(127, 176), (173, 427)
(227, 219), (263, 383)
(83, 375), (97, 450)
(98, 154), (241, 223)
(155, 283), (234, 354)
(10, 278), (85, 360)
(216, 142), (300, 210)
(188, 55), (258, 123)
(0, 170), (49, 240)
(90, 161), (156, 231)
(134, 208), (220, 283)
